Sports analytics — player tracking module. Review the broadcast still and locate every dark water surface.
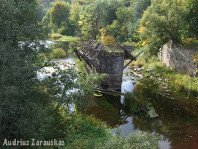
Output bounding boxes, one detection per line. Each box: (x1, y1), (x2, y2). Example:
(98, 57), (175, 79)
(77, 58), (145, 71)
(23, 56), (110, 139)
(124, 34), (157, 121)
(84, 69), (198, 149)
(51, 41), (198, 149)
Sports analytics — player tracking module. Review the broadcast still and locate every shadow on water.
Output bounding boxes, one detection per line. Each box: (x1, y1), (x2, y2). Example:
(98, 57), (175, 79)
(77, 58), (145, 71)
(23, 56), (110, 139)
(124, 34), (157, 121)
(83, 71), (198, 149)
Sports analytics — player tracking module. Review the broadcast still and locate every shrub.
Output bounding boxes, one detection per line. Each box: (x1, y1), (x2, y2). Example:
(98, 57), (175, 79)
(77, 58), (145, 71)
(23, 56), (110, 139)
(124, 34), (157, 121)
(181, 38), (198, 49)
(50, 33), (63, 40)
(57, 26), (68, 35)
(129, 60), (144, 68)
(101, 35), (115, 45)
(95, 131), (160, 149)
(51, 48), (66, 59)
(100, 28), (115, 45)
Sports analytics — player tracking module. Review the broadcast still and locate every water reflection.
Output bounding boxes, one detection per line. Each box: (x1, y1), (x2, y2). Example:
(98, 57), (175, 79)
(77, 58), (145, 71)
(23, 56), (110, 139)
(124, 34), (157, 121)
(84, 95), (128, 127)
(84, 74), (198, 149)
(112, 117), (135, 136)
(42, 41), (198, 149)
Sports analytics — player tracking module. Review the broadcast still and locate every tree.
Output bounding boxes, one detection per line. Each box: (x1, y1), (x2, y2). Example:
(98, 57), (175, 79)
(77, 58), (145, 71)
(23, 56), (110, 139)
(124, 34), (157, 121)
(139, 0), (186, 56)
(100, 0), (125, 25)
(132, 0), (151, 19)
(185, 0), (198, 38)
(50, 1), (71, 28)
(79, 2), (103, 40)
(106, 7), (132, 42)
(78, 0), (125, 40)
(0, 0), (52, 142)
(69, 2), (82, 32)
(127, 0), (151, 40)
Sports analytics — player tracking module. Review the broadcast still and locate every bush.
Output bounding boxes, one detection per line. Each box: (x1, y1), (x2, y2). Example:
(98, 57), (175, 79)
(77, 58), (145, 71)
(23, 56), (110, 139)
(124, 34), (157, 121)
(101, 35), (115, 45)
(145, 56), (198, 92)
(57, 26), (68, 35)
(57, 23), (75, 36)
(51, 48), (66, 59)
(65, 113), (111, 149)
(95, 131), (160, 149)
(50, 33), (63, 40)
(181, 38), (198, 49)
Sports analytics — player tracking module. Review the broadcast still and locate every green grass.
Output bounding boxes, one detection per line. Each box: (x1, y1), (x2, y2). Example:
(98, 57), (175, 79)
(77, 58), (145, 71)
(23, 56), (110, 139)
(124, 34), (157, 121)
(65, 113), (111, 149)
(50, 33), (79, 42)
(58, 35), (79, 42)
(50, 33), (63, 39)
(66, 112), (160, 149)
(102, 45), (124, 54)
(142, 56), (198, 92)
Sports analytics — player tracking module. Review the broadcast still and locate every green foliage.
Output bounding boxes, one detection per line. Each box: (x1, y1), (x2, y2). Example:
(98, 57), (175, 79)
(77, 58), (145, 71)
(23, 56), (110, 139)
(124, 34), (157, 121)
(127, 0), (151, 40)
(103, 0), (151, 42)
(95, 131), (160, 149)
(57, 23), (74, 35)
(100, 0), (125, 25)
(48, 1), (75, 35)
(0, 0), (51, 142)
(78, 0), (126, 40)
(181, 38), (198, 49)
(58, 35), (79, 42)
(50, 1), (71, 28)
(116, 7), (131, 24)
(106, 7), (132, 42)
(76, 60), (106, 93)
(140, 0), (186, 56)
(50, 33), (63, 40)
(42, 9), (52, 32)
(185, 0), (198, 38)
(145, 56), (198, 92)
(69, 2), (82, 27)
(132, 0), (151, 19)
(0, 0), (101, 145)
(124, 92), (158, 118)
(65, 113), (111, 148)
(79, 2), (102, 40)
(64, 112), (159, 149)
(50, 48), (66, 59)
(106, 20), (120, 40)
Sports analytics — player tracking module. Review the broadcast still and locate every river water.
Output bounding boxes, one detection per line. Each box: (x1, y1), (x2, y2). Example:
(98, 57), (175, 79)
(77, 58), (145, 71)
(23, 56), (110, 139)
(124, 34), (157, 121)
(44, 41), (198, 149)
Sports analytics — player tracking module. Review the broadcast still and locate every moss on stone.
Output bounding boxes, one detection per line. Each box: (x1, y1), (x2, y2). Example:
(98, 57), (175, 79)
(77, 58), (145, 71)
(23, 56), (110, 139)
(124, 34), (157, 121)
(101, 45), (124, 55)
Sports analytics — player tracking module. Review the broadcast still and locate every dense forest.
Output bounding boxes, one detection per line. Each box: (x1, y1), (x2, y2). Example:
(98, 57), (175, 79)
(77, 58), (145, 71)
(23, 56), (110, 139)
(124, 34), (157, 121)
(0, 0), (198, 148)
(40, 0), (197, 49)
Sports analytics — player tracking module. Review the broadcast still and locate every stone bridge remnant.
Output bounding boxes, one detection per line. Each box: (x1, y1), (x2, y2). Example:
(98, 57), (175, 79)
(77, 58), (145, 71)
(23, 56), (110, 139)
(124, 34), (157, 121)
(73, 40), (142, 91)
(158, 40), (198, 77)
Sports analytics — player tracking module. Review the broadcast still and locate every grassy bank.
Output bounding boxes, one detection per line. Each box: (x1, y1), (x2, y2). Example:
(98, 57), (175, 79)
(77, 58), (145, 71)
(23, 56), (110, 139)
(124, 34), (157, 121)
(130, 55), (198, 93)
(60, 111), (160, 149)
(50, 103), (160, 149)
(66, 114), (160, 149)
(50, 33), (79, 42)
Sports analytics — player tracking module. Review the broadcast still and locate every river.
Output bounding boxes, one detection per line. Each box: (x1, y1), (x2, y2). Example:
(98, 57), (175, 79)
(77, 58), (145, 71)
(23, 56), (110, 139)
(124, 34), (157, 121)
(43, 41), (198, 149)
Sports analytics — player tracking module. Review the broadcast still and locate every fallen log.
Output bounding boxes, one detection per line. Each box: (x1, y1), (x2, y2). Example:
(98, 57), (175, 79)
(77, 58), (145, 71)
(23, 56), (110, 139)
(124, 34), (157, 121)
(94, 88), (125, 96)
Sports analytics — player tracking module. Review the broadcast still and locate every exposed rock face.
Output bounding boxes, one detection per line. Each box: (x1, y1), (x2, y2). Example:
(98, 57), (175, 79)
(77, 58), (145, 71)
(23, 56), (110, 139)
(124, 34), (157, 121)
(97, 52), (124, 91)
(158, 40), (198, 76)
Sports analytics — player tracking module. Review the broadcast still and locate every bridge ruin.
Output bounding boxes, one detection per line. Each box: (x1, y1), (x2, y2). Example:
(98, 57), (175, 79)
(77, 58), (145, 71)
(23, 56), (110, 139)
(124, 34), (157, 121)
(73, 40), (142, 91)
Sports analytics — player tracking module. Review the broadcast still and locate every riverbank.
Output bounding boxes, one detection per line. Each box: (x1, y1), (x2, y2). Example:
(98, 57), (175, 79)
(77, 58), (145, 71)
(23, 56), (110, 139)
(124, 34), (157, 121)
(129, 54), (198, 94)
(50, 33), (79, 42)
(65, 112), (159, 149)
